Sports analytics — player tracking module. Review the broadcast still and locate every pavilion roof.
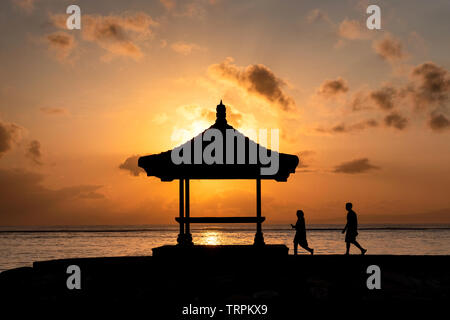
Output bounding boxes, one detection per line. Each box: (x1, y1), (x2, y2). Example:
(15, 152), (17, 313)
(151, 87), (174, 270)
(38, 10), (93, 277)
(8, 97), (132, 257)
(138, 101), (299, 182)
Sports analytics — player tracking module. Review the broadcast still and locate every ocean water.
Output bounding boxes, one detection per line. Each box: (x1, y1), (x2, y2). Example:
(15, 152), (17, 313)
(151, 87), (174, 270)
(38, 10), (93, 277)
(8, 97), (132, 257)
(0, 224), (449, 272)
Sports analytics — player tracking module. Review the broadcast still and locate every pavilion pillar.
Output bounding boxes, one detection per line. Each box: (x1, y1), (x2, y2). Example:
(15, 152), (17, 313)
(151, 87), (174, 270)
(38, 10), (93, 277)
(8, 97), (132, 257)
(253, 178), (265, 246)
(184, 178), (193, 245)
(177, 179), (185, 245)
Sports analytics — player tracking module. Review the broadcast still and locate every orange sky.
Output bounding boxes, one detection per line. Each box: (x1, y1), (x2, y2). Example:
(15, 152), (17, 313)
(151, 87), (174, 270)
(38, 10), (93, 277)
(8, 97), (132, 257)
(0, 0), (449, 226)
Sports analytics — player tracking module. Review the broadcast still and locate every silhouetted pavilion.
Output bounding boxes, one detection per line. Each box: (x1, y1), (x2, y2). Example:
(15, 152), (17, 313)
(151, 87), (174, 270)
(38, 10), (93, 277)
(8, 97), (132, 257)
(138, 101), (299, 245)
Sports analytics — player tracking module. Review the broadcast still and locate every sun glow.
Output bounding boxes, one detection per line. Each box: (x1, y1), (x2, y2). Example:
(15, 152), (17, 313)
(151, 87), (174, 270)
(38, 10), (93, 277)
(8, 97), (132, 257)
(171, 120), (210, 145)
(201, 231), (221, 245)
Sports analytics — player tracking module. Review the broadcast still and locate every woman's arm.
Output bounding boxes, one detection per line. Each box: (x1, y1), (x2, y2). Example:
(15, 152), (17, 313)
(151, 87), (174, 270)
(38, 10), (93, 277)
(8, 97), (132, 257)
(342, 223), (347, 234)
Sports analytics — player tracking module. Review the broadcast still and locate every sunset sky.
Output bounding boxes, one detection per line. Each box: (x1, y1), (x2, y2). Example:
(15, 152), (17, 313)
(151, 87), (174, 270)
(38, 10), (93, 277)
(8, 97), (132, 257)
(0, 0), (449, 226)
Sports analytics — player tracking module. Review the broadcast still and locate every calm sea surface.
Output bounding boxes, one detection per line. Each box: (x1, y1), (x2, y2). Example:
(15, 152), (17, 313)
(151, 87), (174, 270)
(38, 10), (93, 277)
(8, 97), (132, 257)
(1, 224), (449, 272)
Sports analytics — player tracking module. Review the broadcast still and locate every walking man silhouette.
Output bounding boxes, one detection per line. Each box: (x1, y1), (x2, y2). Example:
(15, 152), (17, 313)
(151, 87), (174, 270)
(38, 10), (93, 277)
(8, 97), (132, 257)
(342, 202), (367, 255)
(291, 210), (314, 255)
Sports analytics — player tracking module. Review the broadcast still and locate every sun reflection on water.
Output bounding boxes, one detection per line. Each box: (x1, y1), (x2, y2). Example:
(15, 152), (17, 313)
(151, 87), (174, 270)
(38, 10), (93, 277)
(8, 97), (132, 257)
(199, 231), (222, 245)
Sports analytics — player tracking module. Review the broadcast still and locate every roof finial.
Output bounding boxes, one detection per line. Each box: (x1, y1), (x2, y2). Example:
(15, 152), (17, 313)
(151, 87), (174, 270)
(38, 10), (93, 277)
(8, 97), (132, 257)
(216, 99), (227, 124)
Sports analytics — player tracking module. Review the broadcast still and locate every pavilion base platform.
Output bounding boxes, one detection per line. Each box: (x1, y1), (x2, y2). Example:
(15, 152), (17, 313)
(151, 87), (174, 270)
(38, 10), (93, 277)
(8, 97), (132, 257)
(152, 244), (288, 259)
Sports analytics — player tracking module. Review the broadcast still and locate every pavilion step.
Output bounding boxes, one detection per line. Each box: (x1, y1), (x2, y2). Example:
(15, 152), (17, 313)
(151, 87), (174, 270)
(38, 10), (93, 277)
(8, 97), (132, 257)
(175, 217), (265, 223)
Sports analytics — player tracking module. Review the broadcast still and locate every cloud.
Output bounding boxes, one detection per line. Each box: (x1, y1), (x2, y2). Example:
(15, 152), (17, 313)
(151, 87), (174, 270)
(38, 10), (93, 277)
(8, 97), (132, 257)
(306, 9), (331, 24)
(0, 168), (105, 225)
(296, 150), (316, 168)
(119, 155), (145, 176)
(316, 63), (448, 134)
(208, 57), (295, 111)
(12, 0), (35, 13)
(317, 119), (378, 134)
(50, 12), (158, 60)
(349, 90), (372, 111)
(372, 34), (406, 62)
(348, 62), (448, 133)
(0, 120), (22, 157)
(40, 107), (68, 115)
(83, 13), (157, 60)
(384, 112), (408, 130)
(337, 19), (369, 40)
(45, 32), (76, 62)
(317, 77), (349, 98)
(26, 140), (42, 165)
(408, 62), (450, 109)
(170, 41), (203, 55)
(334, 158), (380, 174)
(160, 0), (176, 10)
(370, 86), (397, 110)
(159, 0), (216, 17)
(429, 113), (449, 132)
(334, 119), (378, 133)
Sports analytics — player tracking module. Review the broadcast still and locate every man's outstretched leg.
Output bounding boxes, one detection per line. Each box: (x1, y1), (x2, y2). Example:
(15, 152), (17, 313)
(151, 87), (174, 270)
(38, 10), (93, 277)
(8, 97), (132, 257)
(345, 242), (350, 255)
(294, 242), (298, 255)
(301, 244), (314, 255)
(352, 241), (367, 255)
